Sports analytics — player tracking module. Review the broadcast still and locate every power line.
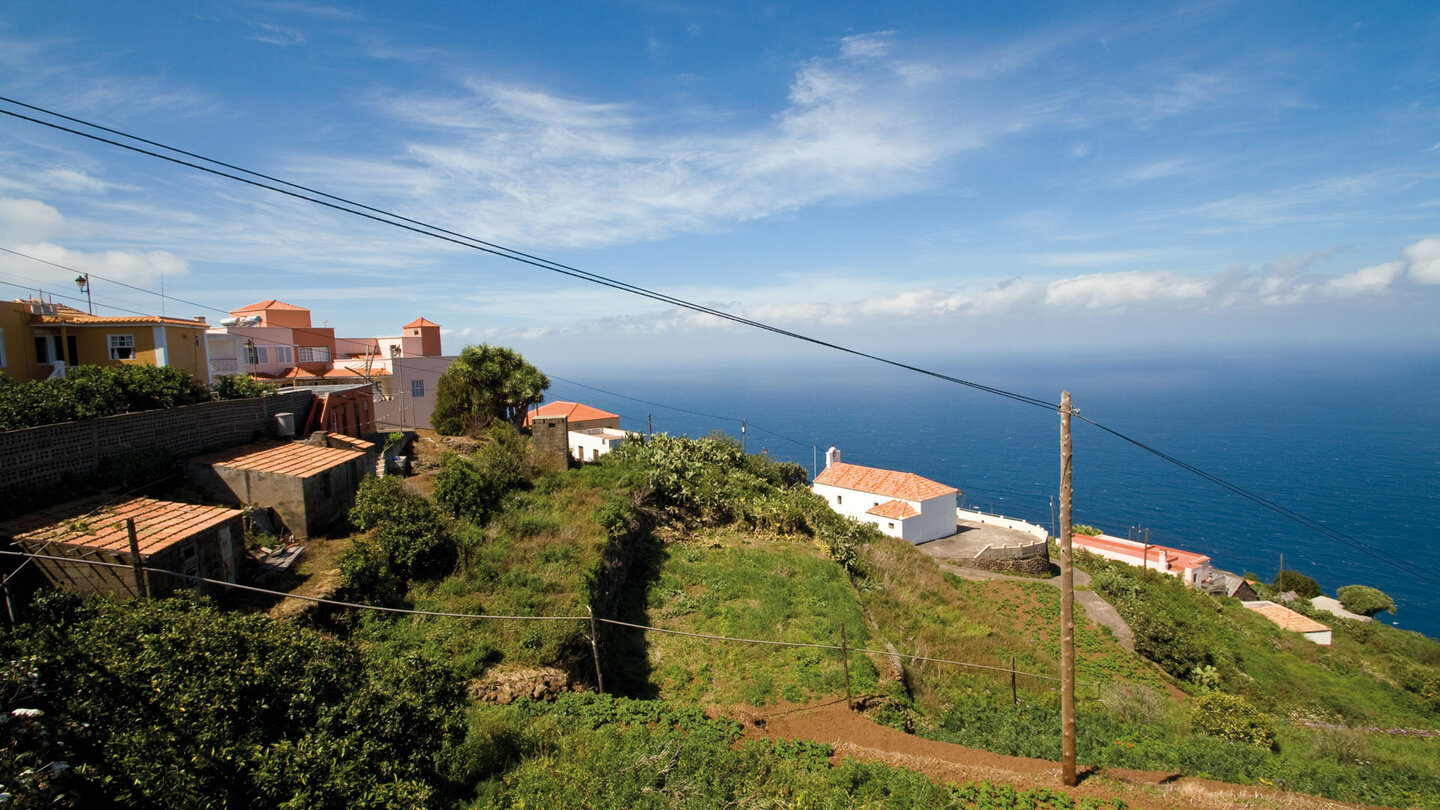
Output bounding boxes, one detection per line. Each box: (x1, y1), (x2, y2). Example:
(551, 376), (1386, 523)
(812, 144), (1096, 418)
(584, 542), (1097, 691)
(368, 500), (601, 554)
(0, 96), (1425, 587)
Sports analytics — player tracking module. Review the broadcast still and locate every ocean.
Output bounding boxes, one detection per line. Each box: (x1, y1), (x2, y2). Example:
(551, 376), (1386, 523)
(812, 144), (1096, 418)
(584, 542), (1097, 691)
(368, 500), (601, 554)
(547, 349), (1440, 640)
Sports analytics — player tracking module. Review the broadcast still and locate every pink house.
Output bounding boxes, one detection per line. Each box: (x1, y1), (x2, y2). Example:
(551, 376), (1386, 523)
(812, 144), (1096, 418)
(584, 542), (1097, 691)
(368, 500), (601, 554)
(1073, 532), (1212, 586)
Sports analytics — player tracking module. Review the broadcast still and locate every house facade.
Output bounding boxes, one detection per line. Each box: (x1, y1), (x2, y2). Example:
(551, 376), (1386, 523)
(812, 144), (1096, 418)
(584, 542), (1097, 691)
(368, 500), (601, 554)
(812, 447), (959, 544)
(523, 401), (626, 461)
(1, 299), (210, 382)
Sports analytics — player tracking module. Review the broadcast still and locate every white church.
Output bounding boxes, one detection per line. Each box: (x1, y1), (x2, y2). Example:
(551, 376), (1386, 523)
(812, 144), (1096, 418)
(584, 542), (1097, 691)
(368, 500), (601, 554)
(811, 447), (959, 544)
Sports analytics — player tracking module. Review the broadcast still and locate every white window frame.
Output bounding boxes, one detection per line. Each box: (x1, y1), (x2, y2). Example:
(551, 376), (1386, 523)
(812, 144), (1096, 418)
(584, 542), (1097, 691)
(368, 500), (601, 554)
(410, 378), (425, 398)
(297, 346), (330, 363)
(273, 345), (293, 363)
(108, 334), (136, 360)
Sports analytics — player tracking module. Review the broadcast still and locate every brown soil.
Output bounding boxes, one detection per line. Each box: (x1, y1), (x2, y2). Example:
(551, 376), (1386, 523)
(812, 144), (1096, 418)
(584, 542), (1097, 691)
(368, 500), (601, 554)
(730, 699), (1388, 810)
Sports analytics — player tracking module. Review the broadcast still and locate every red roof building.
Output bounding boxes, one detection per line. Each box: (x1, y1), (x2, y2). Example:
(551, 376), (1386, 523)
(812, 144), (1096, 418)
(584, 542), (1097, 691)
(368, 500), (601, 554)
(1072, 532), (1213, 587)
(811, 448), (960, 545)
(524, 401), (622, 432)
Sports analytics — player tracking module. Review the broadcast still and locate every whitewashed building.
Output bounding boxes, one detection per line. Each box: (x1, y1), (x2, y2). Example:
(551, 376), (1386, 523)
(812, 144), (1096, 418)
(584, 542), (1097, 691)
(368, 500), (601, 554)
(812, 447), (959, 544)
(524, 401), (627, 461)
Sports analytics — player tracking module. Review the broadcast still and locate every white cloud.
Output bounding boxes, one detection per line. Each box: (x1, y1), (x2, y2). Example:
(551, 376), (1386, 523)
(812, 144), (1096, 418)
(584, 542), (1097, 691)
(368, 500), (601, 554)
(0, 197), (65, 242)
(1402, 238), (1440, 285)
(1324, 261), (1403, 296)
(0, 242), (189, 287)
(1045, 270), (1211, 310)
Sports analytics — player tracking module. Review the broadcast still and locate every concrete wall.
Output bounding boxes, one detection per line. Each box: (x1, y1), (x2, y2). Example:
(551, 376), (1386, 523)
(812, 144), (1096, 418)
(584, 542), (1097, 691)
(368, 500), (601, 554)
(956, 508), (1050, 542)
(0, 390), (314, 492)
(17, 516), (243, 599)
(185, 455), (365, 540)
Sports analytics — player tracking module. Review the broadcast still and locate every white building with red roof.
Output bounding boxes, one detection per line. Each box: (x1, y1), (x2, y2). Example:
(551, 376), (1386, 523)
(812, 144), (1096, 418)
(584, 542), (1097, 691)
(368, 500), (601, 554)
(1072, 532), (1212, 586)
(524, 401), (627, 461)
(812, 447), (959, 544)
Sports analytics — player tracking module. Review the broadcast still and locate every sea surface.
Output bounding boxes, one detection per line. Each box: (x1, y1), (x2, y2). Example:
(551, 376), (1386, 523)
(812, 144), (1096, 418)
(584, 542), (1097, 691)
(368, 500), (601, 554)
(548, 349), (1440, 640)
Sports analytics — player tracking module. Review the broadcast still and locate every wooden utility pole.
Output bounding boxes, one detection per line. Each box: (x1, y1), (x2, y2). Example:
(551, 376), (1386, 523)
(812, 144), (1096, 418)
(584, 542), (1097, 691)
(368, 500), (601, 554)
(647, 413), (653, 439)
(741, 419), (747, 453)
(840, 624), (853, 709)
(126, 518), (149, 599)
(1058, 391), (1077, 787)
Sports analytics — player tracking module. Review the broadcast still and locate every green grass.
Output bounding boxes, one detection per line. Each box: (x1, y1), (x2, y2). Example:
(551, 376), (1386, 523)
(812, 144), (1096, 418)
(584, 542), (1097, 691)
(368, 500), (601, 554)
(643, 532), (882, 705)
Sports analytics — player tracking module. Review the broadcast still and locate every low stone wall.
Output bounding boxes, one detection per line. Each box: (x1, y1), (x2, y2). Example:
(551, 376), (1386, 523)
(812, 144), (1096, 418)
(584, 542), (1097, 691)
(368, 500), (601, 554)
(971, 537), (1051, 575)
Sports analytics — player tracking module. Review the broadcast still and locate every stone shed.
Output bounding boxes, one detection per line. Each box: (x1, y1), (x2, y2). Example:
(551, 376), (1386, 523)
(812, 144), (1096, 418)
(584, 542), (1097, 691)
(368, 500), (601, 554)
(185, 436), (373, 539)
(0, 496), (244, 599)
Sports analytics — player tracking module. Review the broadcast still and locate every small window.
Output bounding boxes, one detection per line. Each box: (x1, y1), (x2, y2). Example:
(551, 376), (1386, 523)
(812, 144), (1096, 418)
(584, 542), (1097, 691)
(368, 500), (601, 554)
(297, 346), (330, 363)
(108, 334), (135, 360)
(274, 345), (293, 363)
(888, 522), (895, 529)
(410, 379), (425, 398)
(412, 329), (420, 336)
(836, 495), (842, 505)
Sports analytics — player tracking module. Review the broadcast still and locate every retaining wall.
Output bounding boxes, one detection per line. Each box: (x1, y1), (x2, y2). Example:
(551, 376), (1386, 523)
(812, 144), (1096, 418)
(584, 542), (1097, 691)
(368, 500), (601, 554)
(0, 391), (314, 490)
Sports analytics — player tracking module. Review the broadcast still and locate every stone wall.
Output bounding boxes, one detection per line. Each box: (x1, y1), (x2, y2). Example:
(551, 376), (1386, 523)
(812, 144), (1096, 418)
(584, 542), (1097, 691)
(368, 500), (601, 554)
(971, 538), (1051, 575)
(0, 391), (314, 491)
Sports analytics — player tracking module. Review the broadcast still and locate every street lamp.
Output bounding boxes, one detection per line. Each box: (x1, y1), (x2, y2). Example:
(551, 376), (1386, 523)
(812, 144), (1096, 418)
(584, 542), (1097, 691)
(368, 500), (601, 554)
(73, 274), (92, 314)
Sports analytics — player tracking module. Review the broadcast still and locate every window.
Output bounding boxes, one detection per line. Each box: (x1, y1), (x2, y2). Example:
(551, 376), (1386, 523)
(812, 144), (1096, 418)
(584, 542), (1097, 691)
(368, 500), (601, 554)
(412, 329), (420, 336)
(246, 344), (261, 364)
(273, 345), (293, 363)
(410, 379), (425, 398)
(836, 495), (842, 505)
(888, 522), (895, 530)
(389, 345), (401, 358)
(297, 346), (330, 362)
(108, 334), (135, 360)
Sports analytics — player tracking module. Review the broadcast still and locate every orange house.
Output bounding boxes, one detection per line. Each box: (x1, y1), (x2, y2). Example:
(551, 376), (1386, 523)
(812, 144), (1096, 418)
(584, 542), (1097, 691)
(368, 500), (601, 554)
(1, 299), (209, 382)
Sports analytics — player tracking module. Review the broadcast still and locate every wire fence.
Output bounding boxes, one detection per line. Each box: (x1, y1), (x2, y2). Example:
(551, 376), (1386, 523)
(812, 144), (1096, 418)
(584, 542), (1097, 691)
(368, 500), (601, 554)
(0, 549), (1101, 703)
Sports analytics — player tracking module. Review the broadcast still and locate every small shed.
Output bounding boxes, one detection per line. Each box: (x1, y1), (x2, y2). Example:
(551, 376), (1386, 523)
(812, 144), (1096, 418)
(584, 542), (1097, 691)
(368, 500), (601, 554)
(185, 437), (373, 539)
(1243, 600), (1333, 646)
(0, 496), (244, 599)
(1204, 571), (1259, 602)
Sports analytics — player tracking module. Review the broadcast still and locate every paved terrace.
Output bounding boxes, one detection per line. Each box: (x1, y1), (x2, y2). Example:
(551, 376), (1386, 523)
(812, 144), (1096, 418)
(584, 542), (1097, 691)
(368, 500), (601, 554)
(916, 516), (1043, 563)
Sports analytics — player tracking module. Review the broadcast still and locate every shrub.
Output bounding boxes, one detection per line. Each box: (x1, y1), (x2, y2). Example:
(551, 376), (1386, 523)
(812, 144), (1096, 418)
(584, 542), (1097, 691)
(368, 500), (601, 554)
(1129, 610), (1209, 679)
(1190, 692), (1275, 749)
(0, 365), (210, 430)
(433, 422), (530, 525)
(349, 476), (456, 585)
(1071, 524), (1102, 536)
(1336, 584), (1396, 616)
(212, 373), (274, 399)
(1274, 569), (1322, 598)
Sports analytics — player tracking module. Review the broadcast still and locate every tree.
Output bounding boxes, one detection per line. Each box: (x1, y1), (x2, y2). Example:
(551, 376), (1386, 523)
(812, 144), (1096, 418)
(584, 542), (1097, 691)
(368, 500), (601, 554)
(1274, 569), (1322, 598)
(430, 345), (549, 435)
(1337, 584), (1396, 616)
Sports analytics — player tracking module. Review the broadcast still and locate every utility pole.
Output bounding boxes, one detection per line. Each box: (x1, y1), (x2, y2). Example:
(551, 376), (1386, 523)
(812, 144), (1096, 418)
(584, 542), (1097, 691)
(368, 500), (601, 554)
(647, 413), (652, 440)
(1144, 528), (1151, 572)
(1058, 391), (1077, 787)
(741, 419), (747, 453)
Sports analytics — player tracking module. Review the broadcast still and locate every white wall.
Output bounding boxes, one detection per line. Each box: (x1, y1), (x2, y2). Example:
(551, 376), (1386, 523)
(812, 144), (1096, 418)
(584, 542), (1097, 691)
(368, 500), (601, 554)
(956, 508), (1049, 541)
(812, 482), (956, 544)
(570, 428), (625, 461)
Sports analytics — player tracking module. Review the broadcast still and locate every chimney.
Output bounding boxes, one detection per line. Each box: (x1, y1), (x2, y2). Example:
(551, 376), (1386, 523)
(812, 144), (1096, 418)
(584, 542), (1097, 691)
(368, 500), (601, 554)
(825, 446), (841, 468)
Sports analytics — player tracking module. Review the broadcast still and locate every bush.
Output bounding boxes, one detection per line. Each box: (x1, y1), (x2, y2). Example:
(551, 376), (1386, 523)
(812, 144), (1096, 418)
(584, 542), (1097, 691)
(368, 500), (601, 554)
(349, 476), (456, 586)
(1336, 584), (1396, 616)
(0, 365), (210, 430)
(212, 373), (274, 399)
(433, 422), (530, 525)
(1274, 569), (1322, 598)
(1071, 524), (1102, 536)
(1190, 692), (1275, 749)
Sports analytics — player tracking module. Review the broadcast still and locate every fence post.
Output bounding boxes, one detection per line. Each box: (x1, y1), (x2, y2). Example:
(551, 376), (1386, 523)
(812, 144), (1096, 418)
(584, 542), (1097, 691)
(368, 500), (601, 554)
(1011, 656), (1017, 705)
(840, 623), (852, 709)
(586, 606), (605, 694)
(126, 519), (149, 599)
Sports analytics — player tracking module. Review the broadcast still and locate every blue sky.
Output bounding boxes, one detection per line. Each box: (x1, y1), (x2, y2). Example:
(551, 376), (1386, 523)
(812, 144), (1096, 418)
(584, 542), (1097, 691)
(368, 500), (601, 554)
(1, 1), (1437, 369)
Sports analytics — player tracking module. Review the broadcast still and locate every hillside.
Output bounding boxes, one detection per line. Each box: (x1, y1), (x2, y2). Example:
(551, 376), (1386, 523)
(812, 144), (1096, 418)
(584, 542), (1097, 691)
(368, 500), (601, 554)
(4, 430), (1438, 808)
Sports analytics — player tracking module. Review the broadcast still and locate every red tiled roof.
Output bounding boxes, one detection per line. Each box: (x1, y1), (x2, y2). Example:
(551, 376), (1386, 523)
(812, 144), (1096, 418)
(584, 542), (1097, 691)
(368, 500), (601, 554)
(326, 432), (376, 451)
(814, 462), (957, 501)
(30, 301), (207, 328)
(1074, 534), (1211, 571)
(1243, 601), (1330, 634)
(867, 499), (920, 520)
(232, 299), (308, 313)
(403, 317), (440, 328)
(524, 401), (620, 426)
(0, 497), (241, 556)
(191, 440), (365, 478)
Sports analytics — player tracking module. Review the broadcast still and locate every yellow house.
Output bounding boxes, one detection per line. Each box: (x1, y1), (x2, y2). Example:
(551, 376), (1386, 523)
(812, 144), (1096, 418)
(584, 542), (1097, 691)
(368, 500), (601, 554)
(0, 299), (210, 382)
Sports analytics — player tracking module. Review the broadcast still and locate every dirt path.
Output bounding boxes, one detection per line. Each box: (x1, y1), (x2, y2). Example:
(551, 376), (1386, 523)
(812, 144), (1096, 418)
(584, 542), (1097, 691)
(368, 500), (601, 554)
(937, 561), (1136, 652)
(736, 700), (1384, 810)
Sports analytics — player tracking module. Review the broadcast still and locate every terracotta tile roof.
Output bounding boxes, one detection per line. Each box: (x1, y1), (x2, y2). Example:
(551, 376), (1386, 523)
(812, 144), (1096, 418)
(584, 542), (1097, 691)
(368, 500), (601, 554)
(321, 367), (389, 379)
(326, 432), (376, 451)
(1243, 601), (1331, 634)
(232, 299), (308, 313)
(403, 317), (440, 328)
(1075, 534), (1211, 571)
(813, 462), (957, 501)
(0, 497), (241, 556)
(30, 301), (207, 328)
(191, 440), (365, 478)
(524, 401), (620, 426)
(866, 499), (920, 520)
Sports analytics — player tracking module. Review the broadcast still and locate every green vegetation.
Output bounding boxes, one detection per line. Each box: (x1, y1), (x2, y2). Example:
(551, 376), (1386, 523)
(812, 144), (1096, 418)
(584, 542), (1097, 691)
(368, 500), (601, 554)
(431, 345), (549, 435)
(0, 364), (211, 431)
(1337, 583), (1397, 616)
(211, 372), (275, 399)
(1070, 524), (1102, 536)
(1273, 569), (1322, 598)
